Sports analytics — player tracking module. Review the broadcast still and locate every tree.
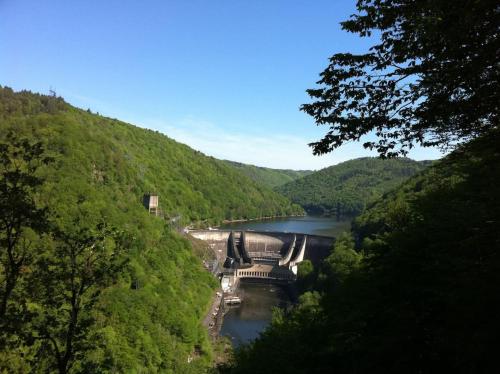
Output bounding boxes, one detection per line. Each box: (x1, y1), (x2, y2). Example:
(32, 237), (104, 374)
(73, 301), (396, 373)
(296, 260), (314, 291)
(27, 221), (127, 374)
(0, 132), (52, 320)
(319, 232), (362, 291)
(301, 0), (499, 157)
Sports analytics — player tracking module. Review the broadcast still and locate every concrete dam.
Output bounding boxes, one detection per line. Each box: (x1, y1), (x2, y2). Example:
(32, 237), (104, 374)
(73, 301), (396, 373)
(188, 229), (334, 292)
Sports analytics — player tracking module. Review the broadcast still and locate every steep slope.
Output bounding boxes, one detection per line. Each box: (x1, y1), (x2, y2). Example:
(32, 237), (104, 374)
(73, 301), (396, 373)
(277, 157), (432, 216)
(0, 87), (303, 226)
(223, 160), (312, 189)
(229, 130), (500, 373)
(0, 86), (300, 372)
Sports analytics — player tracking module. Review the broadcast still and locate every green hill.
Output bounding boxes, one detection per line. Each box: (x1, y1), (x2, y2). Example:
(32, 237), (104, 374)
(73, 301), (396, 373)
(0, 86), (301, 372)
(277, 157), (432, 217)
(223, 160), (312, 189)
(229, 129), (500, 373)
(0, 87), (303, 226)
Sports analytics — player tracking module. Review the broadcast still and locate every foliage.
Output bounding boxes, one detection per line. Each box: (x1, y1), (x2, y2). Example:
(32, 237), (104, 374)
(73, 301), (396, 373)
(0, 86), (303, 228)
(277, 157), (430, 216)
(0, 137), (127, 373)
(317, 232), (362, 291)
(295, 260), (314, 292)
(228, 1), (500, 371)
(229, 129), (500, 373)
(0, 133), (54, 373)
(26, 222), (127, 374)
(0, 132), (53, 323)
(223, 160), (312, 189)
(301, 0), (499, 157)
(0, 86), (284, 372)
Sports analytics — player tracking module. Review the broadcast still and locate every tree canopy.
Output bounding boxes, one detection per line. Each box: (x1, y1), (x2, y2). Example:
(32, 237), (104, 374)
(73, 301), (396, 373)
(223, 160), (312, 189)
(0, 86), (303, 226)
(302, 0), (499, 157)
(277, 157), (430, 217)
(0, 132), (52, 320)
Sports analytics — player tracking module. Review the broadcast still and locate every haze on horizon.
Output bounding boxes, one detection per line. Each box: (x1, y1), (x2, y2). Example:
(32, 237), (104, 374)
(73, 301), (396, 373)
(0, 0), (444, 170)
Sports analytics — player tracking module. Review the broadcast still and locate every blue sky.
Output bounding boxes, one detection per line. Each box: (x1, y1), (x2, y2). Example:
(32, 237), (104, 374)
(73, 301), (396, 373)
(1, 0), (443, 170)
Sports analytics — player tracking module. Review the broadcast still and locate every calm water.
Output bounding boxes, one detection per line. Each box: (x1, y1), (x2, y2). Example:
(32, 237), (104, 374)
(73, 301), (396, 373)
(220, 282), (291, 347)
(220, 215), (352, 238)
(219, 216), (353, 346)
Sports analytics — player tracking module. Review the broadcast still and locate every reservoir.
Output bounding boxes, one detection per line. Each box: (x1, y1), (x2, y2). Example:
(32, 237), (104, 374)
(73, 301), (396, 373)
(218, 215), (352, 346)
(220, 215), (352, 238)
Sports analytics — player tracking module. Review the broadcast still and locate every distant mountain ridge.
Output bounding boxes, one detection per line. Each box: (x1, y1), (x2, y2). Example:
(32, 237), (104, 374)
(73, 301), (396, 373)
(223, 160), (312, 189)
(277, 157), (433, 217)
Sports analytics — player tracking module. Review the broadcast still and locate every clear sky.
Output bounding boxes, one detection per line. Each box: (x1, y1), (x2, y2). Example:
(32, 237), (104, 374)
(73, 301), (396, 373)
(1, 0), (443, 170)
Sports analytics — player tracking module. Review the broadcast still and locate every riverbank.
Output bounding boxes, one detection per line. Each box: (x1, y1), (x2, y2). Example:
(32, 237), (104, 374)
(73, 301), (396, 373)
(203, 289), (224, 339)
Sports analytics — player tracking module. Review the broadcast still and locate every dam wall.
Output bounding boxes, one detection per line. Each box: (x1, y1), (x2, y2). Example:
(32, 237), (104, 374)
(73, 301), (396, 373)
(189, 229), (334, 267)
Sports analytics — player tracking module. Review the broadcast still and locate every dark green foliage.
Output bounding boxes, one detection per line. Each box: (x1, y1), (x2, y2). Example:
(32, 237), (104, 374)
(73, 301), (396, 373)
(0, 132), (53, 321)
(295, 260), (314, 292)
(223, 160), (312, 189)
(277, 157), (430, 216)
(226, 291), (324, 374)
(0, 133), (54, 373)
(229, 130), (500, 373)
(302, 0), (499, 157)
(27, 221), (127, 374)
(317, 232), (361, 291)
(230, 2), (500, 371)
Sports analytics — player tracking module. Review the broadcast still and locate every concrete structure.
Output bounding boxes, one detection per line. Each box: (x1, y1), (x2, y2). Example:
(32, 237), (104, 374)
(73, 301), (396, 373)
(189, 229), (334, 285)
(143, 194), (159, 216)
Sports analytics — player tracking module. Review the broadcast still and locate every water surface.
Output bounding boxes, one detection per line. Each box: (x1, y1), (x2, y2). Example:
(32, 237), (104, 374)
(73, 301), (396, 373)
(220, 282), (290, 347)
(219, 215), (353, 346)
(220, 215), (352, 238)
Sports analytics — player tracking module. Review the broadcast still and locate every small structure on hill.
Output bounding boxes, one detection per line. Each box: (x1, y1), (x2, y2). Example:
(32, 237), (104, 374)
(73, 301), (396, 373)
(143, 193), (159, 216)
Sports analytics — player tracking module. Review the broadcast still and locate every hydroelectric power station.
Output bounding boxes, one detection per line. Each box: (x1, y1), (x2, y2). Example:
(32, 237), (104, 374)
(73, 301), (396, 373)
(188, 229), (334, 295)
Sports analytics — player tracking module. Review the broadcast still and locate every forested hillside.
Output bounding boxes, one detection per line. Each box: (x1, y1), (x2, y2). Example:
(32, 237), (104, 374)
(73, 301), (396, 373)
(223, 160), (312, 189)
(0, 87), (302, 225)
(277, 158), (431, 217)
(0, 86), (300, 372)
(228, 129), (500, 373)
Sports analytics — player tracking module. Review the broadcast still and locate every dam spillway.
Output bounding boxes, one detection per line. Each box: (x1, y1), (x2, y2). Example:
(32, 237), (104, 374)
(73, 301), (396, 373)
(188, 229), (334, 290)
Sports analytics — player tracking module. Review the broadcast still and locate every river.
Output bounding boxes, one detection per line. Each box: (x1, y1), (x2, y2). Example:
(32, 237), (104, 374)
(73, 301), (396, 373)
(218, 215), (352, 346)
(220, 282), (291, 347)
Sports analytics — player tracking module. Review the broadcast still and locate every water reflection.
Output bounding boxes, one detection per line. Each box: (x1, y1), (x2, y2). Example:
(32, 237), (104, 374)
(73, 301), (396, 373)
(220, 282), (290, 347)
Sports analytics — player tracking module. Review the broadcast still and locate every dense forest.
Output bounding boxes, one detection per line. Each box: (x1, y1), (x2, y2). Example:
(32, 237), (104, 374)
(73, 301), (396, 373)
(223, 160), (312, 189)
(0, 86), (301, 373)
(0, 87), (303, 226)
(227, 128), (500, 374)
(2, 0), (497, 371)
(277, 158), (431, 217)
